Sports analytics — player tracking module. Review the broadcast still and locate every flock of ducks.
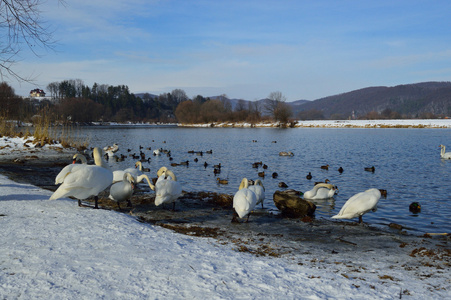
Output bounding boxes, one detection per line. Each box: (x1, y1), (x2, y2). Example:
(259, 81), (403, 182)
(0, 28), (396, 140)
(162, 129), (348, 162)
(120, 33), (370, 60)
(49, 143), (450, 224)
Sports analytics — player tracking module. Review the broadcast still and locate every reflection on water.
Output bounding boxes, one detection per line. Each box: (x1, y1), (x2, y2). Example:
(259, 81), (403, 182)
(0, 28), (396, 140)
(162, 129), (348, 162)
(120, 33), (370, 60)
(77, 126), (451, 235)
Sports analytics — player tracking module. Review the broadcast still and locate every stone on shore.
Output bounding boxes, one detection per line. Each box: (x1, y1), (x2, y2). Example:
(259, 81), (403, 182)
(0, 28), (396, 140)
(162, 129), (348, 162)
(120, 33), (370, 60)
(273, 190), (316, 218)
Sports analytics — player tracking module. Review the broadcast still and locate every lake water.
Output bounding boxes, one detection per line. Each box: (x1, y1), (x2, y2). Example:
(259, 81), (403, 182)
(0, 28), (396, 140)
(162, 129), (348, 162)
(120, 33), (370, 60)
(77, 126), (451, 235)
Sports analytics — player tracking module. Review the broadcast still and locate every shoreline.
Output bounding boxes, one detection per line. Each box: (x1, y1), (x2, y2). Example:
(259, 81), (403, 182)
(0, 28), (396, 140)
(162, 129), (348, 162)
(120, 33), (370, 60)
(177, 119), (451, 128)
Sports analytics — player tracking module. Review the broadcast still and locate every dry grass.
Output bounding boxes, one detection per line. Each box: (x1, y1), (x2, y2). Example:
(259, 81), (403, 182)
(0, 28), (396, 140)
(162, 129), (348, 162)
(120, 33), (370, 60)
(0, 113), (88, 151)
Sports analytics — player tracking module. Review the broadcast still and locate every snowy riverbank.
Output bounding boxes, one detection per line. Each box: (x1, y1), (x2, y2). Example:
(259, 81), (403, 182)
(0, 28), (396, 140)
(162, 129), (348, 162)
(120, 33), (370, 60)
(0, 137), (450, 299)
(0, 174), (450, 299)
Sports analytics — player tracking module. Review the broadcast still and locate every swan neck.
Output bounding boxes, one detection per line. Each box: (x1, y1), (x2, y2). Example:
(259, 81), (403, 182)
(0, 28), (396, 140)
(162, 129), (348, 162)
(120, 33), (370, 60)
(166, 170), (177, 181)
(239, 178), (248, 190)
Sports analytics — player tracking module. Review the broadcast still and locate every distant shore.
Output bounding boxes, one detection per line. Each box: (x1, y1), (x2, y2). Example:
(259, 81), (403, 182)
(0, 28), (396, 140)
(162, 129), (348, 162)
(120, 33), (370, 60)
(177, 119), (451, 128)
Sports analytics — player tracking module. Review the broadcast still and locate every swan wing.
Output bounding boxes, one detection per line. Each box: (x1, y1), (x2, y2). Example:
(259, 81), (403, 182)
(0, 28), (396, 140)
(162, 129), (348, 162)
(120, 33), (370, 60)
(50, 166), (113, 200)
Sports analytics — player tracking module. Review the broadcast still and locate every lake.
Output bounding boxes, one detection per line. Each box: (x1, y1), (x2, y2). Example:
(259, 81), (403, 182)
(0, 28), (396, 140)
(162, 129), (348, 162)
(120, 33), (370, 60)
(78, 125), (451, 235)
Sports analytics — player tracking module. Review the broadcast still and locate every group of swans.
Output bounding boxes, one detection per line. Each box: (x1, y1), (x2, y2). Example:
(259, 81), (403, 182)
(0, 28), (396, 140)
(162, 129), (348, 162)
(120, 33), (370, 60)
(232, 178), (265, 223)
(51, 146), (385, 224)
(440, 144), (451, 159)
(51, 148), (157, 210)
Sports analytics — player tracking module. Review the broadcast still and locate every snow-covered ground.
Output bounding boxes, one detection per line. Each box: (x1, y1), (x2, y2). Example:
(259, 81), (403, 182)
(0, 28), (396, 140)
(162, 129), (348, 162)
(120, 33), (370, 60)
(0, 136), (450, 299)
(1, 174), (450, 299)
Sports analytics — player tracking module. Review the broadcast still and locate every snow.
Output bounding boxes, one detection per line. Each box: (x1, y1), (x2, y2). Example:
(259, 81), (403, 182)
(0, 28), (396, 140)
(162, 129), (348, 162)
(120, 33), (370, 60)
(0, 131), (450, 299)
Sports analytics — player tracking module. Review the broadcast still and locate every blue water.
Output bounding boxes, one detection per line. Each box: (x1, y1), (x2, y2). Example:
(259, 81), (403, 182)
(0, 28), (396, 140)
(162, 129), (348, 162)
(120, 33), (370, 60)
(76, 126), (451, 235)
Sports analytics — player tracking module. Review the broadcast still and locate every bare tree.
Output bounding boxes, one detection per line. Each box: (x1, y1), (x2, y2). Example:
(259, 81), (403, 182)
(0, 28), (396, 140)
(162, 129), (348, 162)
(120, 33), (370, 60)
(265, 91), (291, 122)
(171, 89), (188, 104)
(0, 0), (57, 81)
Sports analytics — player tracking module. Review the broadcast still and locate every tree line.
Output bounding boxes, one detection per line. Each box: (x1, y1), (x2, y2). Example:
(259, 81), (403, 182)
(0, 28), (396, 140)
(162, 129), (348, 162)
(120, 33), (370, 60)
(0, 80), (293, 125)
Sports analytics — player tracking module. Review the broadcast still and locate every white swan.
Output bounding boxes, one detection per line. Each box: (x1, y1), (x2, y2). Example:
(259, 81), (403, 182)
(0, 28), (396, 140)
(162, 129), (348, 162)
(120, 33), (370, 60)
(332, 188), (382, 223)
(304, 183), (338, 200)
(50, 147), (113, 209)
(154, 169), (182, 210)
(439, 144), (451, 159)
(109, 172), (135, 210)
(248, 179), (265, 209)
(112, 161), (143, 183)
(55, 153), (88, 185)
(232, 178), (257, 223)
(136, 174), (155, 191)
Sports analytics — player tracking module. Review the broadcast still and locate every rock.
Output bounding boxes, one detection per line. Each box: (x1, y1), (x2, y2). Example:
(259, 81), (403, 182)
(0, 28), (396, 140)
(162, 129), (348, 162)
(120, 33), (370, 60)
(273, 190), (316, 218)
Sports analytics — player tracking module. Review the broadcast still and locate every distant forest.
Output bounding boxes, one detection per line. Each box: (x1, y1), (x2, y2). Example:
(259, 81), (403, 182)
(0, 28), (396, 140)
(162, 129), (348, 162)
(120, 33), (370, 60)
(0, 80), (449, 125)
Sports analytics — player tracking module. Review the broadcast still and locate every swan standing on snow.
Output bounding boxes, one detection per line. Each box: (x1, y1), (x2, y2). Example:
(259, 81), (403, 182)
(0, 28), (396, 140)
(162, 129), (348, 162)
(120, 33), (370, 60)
(50, 147), (113, 209)
(109, 172), (135, 210)
(232, 178), (257, 223)
(304, 183), (338, 200)
(154, 169), (182, 210)
(248, 179), (265, 209)
(332, 188), (382, 223)
(439, 144), (451, 159)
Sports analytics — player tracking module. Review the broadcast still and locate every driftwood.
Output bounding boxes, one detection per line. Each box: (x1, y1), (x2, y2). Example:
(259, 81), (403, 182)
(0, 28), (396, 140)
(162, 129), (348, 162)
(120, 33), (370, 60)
(273, 190), (316, 218)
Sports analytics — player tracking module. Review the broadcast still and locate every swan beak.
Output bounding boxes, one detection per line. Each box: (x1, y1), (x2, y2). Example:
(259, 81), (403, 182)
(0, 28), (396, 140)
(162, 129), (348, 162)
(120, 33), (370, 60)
(72, 159), (76, 164)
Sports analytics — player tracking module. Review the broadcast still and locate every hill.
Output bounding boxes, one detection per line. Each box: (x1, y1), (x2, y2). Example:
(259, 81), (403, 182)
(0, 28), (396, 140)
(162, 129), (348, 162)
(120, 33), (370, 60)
(291, 82), (451, 119)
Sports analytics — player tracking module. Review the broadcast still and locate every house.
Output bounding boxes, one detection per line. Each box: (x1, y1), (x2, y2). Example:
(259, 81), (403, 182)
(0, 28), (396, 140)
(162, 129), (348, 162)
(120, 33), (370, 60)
(29, 89), (46, 97)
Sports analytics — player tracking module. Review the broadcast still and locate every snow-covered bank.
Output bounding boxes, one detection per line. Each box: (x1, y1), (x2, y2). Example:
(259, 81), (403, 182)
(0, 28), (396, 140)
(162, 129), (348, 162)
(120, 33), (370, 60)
(0, 174), (450, 299)
(180, 119), (451, 128)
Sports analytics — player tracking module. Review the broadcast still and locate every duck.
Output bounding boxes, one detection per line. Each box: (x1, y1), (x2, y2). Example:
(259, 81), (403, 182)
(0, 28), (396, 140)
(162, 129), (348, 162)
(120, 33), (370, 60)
(338, 167), (344, 173)
(258, 171), (265, 178)
(332, 188), (382, 223)
(279, 151), (294, 156)
(232, 178), (257, 223)
(154, 169), (182, 210)
(216, 178), (228, 184)
(409, 202), (421, 213)
(248, 179), (265, 209)
(278, 182), (288, 188)
(272, 172), (278, 178)
(303, 183), (337, 200)
(50, 147), (113, 209)
(364, 166), (375, 172)
(439, 144), (451, 159)
(306, 172), (312, 180)
(320, 164), (329, 170)
(109, 172), (135, 210)
(314, 179), (330, 186)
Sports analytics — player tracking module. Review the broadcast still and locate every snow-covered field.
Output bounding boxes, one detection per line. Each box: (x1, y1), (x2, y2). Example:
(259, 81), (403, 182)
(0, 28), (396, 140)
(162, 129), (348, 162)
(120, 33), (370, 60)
(0, 174), (450, 299)
(0, 136), (450, 299)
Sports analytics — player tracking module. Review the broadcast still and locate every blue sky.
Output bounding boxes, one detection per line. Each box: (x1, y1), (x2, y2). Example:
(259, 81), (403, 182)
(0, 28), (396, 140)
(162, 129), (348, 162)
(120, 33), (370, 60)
(9, 0), (451, 101)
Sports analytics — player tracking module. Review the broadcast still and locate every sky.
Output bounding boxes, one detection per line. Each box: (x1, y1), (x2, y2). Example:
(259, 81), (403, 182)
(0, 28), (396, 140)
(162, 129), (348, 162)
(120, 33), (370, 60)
(6, 0), (451, 101)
